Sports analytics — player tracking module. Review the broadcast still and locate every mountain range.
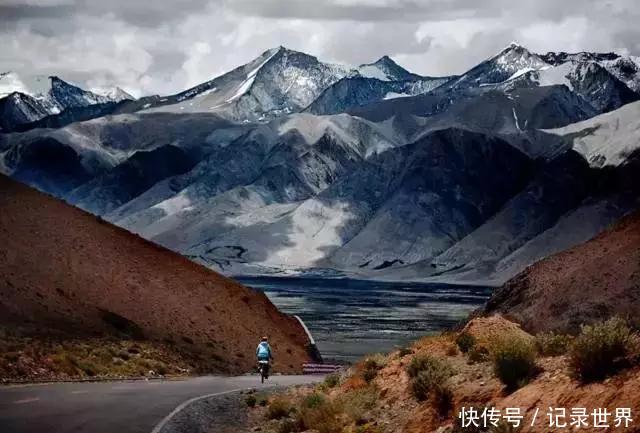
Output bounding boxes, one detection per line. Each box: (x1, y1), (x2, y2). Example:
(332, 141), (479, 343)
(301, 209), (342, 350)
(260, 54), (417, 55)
(1, 42), (639, 285)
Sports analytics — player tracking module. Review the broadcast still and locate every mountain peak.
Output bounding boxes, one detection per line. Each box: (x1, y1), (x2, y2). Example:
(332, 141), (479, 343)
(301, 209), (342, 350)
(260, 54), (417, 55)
(495, 41), (533, 57)
(355, 55), (415, 81)
(491, 42), (546, 69)
(49, 75), (67, 85)
(264, 45), (304, 57)
(373, 55), (396, 65)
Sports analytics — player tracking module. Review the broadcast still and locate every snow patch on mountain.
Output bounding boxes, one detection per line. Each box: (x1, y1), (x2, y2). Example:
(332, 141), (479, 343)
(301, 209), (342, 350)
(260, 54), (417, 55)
(228, 48), (280, 103)
(357, 65), (392, 81)
(546, 100), (640, 167)
(533, 63), (574, 89)
(92, 86), (135, 102)
(384, 92), (411, 100)
(353, 56), (419, 82)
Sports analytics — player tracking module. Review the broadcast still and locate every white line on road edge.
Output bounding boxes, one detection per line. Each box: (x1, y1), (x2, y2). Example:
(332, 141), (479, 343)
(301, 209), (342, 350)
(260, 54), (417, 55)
(294, 315), (315, 345)
(13, 397), (40, 404)
(150, 388), (244, 433)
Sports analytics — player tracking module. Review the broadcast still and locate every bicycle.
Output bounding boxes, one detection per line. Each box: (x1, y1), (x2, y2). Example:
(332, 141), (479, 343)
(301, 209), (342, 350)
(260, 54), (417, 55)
(258, 360), (270, 383)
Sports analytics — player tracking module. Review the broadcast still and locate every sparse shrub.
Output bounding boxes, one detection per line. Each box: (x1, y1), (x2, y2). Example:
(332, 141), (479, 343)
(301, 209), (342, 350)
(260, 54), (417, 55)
(491, 336), (537, 390)
(266, 397), (293, 420)
(361, 354), (386, 383)
(398, 346), (413, 357)
(468, 346), (490, 363)
(536, 332), (572, 356)
(153, 361), (168, 376)
(77, 360), (100, 376)
(258, 396), (268, 407)
(433, 382), (454, 416)
(302, 392), (325, 409)
(569, 317), (637, 382)
(362, 368), (377, 383)
(245, 395), (257, 408)
(410, 370), (453, 407)
(446, 344), (458, 356)
(354, 425), (382, 433)
(406, 354), (452, 378)
(51, 353), (81, 376)
(277, 419), (298, 433)
(337, 386), (378, 423)
(456, 332), (476, 353)
(323, 373), (340, 388)
(297, 399), (343, 433)
(364, 354), (386, 368)
(406, 355), (454, 405)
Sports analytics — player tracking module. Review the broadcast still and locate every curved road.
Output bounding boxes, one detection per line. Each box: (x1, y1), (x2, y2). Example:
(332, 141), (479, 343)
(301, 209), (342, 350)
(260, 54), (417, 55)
(0, 375), (321, 433)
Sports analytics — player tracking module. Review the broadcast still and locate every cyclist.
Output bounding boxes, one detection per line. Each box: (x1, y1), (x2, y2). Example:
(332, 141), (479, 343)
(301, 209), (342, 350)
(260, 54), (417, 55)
(256, 336), (273, 379)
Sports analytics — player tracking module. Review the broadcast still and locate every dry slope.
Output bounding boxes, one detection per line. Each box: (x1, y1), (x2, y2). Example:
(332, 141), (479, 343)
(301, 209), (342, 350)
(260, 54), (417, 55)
(484, 210), (640, 333)
(0, 175), (312, 377)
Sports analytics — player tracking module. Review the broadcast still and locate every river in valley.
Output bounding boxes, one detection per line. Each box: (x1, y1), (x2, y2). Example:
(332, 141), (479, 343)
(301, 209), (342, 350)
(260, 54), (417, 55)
(236, 276), (492, 362)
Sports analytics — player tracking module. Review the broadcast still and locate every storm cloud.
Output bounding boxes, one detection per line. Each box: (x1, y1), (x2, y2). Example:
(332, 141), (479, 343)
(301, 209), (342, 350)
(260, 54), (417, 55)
(1, 0), (639, 96)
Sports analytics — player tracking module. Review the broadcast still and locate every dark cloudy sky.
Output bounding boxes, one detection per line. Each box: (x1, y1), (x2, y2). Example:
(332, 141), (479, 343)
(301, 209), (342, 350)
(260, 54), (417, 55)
(2, 0), (639, 97)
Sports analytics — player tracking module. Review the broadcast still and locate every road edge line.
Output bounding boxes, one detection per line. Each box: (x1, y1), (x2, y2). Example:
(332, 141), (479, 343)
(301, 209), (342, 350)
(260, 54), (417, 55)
(150, 388), (244, 433)
(293, 315), (315, 345)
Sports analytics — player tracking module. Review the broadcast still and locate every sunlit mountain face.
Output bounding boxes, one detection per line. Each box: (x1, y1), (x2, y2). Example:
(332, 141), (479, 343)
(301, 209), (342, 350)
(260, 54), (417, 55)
(2, 43), (640, 286)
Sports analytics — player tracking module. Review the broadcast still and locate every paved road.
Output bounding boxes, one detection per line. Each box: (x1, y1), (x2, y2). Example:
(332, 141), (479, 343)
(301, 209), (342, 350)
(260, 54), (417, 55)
(0, 375), (322, 433)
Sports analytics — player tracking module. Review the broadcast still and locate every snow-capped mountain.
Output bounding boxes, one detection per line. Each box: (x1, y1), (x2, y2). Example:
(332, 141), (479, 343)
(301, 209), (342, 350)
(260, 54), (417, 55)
(2, 43), (640, 285)
(0, 73), (134, 131)
(93, 86), (135, 102)
(351, 56), (421, 81)
(141, 46), (350, 122)
(306, 56), (452, 115)
(449, 42), (549, 89)
(138, 48), (451, 121)
(443, 43), (640, 114)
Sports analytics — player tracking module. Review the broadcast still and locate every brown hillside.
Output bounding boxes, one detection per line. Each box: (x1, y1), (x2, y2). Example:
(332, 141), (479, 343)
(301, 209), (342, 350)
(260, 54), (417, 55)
(0, 175), (311, 376)
(484, 210), (640, 333)
(246, 315), (640, 433)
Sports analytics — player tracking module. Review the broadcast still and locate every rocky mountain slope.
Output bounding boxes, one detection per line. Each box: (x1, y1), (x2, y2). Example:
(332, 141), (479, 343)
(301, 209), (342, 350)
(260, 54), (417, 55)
(484, 210), (640, 333)
(0, 73), (133, 131)
(0, 174), (312, 376)
(379, 100), (640, 284)
(2, 44), (640, 284)
(136, 46), (350, 122)
(306, 55), (451, 115)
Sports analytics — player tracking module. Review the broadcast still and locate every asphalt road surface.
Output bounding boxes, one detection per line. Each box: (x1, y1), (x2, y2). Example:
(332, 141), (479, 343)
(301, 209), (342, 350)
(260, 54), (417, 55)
(0, 375), (322, 433)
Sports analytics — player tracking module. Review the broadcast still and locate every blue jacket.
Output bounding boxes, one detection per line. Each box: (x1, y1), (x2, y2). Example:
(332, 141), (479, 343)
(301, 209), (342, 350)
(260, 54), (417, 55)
(256, 341), (273, 360)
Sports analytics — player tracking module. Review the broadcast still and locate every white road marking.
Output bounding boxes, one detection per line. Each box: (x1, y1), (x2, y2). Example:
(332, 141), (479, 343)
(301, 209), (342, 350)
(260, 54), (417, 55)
(150, 388), (245, 433)
(13, 397), (40, 404)
(70, 390), (89, 394)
